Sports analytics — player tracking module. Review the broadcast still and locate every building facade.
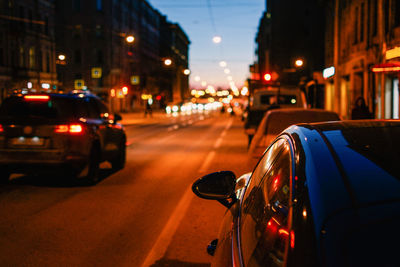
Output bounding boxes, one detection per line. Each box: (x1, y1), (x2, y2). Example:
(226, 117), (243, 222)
(55, 0), (190, 112)
(253, 0), (326, 107)
(0, 0), (57, 103)
(325, 0), (400, 119)
(159, 17), (190, 104)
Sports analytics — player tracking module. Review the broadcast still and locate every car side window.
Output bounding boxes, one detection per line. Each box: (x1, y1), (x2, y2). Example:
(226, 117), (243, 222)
(240, 139), (292, 267)
(244, 139), (286, 202)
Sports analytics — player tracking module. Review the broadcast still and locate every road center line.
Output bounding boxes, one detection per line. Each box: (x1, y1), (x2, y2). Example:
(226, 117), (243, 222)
(142, 117), (234, 266)
(198, 151), (216, 173)
(141, 186), (194, 267)
(214, 137), (223, 149)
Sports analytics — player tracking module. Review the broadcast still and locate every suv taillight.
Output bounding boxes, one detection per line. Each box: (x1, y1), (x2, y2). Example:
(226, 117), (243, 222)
(23, 95), (50, 101)
(55, 124), (83, 134)
(0, 124), (3, 133)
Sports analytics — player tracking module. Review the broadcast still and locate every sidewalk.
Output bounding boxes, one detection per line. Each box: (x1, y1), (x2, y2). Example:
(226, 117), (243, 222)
(119, 109), (168, 126)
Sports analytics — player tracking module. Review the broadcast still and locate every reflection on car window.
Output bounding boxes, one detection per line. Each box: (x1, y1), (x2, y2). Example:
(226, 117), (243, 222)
(241, 139), (292, 267)
(245, 139), (285, 202)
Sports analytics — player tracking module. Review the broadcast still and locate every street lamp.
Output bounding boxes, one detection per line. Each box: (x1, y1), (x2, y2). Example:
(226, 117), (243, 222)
(295, 59), (304, 67)
(164, 58), (172, 66)
(212, 35), (222, 44)
(183, 69), (191, 75)
(126, 35), (135, 43)
(58, 54), (66, 61)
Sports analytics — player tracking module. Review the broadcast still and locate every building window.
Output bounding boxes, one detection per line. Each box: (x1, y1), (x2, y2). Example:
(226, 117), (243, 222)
(28, 9), (33, 30)
(0, 47), (3, 66)
(395, 0), (400, 27)
(360, 3), (364, 42)
(95, 25), (103, 38)
(73, 25), (82, 39)
(385, 0), (389, 34)
(372, 0), (377, 36)
(46, 52), (50, 72)
(19, 46), (24, 68)
(38, 49), (43, 71)
(353, 6), (359, 44)
(19, 6), (24, 30)
(29, 47), (35, 69)
(44, 16), (49, 35)
(96, 0), (102, 11)
(74, 49), (81, 64)
(96, 49), (103, 64)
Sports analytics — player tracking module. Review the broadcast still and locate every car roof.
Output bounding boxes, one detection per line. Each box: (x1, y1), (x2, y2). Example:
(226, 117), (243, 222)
(248, 108), (340, 159)
(285, 120), (400, 243)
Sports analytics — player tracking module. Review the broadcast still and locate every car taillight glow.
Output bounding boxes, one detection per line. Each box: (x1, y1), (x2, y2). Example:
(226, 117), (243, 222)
(69, 124), (83, 133)
(0, 124), (3, 132)
(290, 230), (295, 249)
(24, 95), (50, 101)
(55, 124), (83, 134)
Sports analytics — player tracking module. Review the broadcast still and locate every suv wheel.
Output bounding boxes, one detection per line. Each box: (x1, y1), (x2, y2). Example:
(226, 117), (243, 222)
(111, 139), (126, 171)
(86, 145), (100, 185)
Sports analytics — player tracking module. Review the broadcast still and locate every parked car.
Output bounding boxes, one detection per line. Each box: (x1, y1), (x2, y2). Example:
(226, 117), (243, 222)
(193, 120), (400, 267)
(244, 86), (307, 146)
(248, 108), (340, 164)
(0, 92), (126, 184)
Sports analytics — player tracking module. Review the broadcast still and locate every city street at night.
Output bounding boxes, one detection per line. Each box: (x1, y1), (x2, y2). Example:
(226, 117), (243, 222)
(0, 111), (251, 266)
(1, 0), (400, 266)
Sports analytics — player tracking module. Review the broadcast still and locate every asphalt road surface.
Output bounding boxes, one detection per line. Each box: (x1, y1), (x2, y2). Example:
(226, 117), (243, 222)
(0, 111), (254, 266)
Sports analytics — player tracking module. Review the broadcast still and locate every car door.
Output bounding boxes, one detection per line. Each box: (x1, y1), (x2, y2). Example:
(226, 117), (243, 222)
(239, 137), (293, 267)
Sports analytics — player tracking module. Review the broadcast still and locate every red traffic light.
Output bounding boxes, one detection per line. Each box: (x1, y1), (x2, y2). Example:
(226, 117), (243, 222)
(263, 73), (272, 82)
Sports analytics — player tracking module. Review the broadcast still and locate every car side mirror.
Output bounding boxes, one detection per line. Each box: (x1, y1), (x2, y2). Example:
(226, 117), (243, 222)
(192, 171), (237, 208)
(114, 113), (122, 122)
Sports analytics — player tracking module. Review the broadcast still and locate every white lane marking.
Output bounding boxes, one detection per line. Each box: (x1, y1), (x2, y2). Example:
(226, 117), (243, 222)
(198, 151), (216, 173)
(141, 117), (234, 266)
(213, 137), (223, 149)
(167, 124), (179, 131)
(141, 186), (194, 267)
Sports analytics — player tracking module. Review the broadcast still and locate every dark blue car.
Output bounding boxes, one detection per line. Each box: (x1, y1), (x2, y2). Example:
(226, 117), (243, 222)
(192, 120), (400, 267)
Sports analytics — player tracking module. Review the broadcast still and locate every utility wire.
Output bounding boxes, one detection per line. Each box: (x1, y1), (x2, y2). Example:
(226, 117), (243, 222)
(206, 0), (217, 33)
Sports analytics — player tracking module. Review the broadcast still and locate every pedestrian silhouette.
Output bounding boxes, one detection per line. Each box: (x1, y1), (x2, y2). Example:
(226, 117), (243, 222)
(144, 101), (152, 117)
(351, 97), (372, 119)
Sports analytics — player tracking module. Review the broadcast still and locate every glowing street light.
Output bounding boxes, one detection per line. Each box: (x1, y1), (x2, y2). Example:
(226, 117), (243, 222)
(201, 81), (207, 87)
(212, 35), (222, 44)
(219, 61), (227, 67)
(58, 54), (66, 61)
(183, 69), (191, 75)
(224, 68), (230, 74)
(295, 59), (304, 67)
(194, 76), (201, 81)
(164, 58), (172, 66)
(126, 35), (135, 43)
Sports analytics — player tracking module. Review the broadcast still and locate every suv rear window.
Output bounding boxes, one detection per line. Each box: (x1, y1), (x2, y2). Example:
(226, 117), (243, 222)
(260, 94), (297, 105)
(0, 96), (89, 119)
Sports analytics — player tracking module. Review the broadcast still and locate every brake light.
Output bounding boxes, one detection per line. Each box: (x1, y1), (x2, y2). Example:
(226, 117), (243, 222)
(24, 95), (50, 101)
(69, 124), (83, 133)
(55, 124), (83, 134)
(0, 124), (3, 133)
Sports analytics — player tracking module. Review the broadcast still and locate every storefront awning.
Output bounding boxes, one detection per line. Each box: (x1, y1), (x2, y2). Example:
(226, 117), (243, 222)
(371, 62), (400, 73)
